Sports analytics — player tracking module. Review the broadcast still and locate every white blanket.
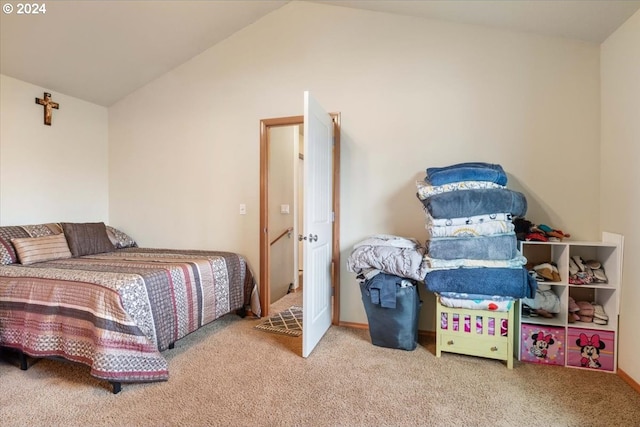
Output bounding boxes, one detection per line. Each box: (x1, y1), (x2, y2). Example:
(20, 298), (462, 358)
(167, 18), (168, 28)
(347, 235), (427, 281)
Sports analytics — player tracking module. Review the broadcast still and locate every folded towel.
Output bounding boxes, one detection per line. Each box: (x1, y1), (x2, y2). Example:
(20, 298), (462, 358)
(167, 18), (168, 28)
(438, 295), (513, 312)
(420, 188), (527, 219)
(425, 162), (508, 186)
(428, 212), (513, 227)
(428, 233), (518, 261)
(427, 218), (515, 238)
(416, 179), (505, 200)
(423, 253), (528, 272)
(438, 291), (515, 302)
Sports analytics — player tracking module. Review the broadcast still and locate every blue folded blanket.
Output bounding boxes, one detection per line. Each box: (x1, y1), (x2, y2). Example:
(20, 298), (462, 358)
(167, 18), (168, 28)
(426, 162), (507, 186)
(428, 233), (518, 260)
(425, 267), (537, 299)
(420, 188), (527, 219)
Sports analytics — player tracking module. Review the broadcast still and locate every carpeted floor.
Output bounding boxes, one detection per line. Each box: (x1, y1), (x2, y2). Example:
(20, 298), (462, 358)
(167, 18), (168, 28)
(1, 292), (639, 427)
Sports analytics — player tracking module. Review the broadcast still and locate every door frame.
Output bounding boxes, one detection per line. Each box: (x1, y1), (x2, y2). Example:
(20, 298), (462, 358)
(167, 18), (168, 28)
(259, 114), (341, 324)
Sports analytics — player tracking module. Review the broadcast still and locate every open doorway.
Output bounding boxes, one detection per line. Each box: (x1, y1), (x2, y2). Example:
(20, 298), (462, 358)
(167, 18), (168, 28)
(259, 114), (341, 323)
(267, 124), (303, 304)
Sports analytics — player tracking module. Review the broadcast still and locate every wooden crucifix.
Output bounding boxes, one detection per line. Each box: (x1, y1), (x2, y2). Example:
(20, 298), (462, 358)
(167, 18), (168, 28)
(35, 92), (59, 126)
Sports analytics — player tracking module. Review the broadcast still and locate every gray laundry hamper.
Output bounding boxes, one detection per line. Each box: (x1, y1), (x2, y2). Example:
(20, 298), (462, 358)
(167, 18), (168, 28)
(360, 276), (422, 351)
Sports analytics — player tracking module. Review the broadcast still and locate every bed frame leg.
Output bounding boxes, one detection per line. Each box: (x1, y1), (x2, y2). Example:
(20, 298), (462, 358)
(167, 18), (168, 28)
(19, 352), (28, 370)
(236, 306), (247, 318)
(168, 342), (175, 349)
(110, 381), (122, 394)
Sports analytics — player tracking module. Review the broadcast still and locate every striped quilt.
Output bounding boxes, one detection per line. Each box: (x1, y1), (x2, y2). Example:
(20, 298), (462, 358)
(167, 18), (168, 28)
(0, 248), (259, 383)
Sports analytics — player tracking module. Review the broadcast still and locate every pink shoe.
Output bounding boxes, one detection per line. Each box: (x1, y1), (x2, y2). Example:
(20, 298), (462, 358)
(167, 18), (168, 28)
(577, 300), (594, 317)
(568, 297), (580, 312)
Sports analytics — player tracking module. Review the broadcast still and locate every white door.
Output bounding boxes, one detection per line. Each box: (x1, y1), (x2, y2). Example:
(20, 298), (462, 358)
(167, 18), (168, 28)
(302, 91), (333, 358)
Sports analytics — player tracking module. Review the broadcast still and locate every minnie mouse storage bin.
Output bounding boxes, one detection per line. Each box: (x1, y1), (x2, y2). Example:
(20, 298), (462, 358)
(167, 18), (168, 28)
(520, 324), (565, 366)
(566, 328), (615, 372)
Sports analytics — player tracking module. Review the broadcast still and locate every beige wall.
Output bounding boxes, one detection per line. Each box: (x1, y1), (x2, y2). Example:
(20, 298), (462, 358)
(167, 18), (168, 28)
(601, 9), (640, 384)
(108, 2), (602, 331)
(0, 75), (109, 225)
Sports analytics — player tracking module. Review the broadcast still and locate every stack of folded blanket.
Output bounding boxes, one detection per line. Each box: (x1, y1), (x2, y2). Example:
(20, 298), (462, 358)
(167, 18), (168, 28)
(346, 234), (428, 306)
(416, 162), (537, 309)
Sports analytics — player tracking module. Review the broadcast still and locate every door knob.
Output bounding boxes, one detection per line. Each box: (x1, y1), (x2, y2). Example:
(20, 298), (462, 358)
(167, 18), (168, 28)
(309, 234), (318, 242)
(298, 235), (307, 241)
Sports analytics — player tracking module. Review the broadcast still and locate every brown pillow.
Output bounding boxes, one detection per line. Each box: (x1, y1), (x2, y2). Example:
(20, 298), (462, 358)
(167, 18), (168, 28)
(11, 234), (73, 265)
(60, 222), (115, 257)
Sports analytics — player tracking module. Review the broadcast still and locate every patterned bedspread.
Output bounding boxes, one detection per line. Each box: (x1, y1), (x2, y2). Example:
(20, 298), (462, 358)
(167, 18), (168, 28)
(0, 248), (259, 383)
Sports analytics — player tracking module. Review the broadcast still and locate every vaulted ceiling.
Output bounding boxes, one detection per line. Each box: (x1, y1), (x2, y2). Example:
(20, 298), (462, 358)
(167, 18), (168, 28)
(2, 0), (638, 106)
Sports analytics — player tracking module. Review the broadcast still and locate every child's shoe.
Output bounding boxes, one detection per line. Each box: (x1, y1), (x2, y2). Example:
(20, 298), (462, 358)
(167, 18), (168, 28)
(592, 303), (609, 325)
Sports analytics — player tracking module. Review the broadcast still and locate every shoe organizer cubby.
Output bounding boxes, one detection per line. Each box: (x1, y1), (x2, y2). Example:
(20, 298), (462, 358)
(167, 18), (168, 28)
(517, 232), (623, 372)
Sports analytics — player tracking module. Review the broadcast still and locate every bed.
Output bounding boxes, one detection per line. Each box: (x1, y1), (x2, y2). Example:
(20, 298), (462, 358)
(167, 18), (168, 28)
(0, 222), (260, 393)
(435, 296), (516, 369)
